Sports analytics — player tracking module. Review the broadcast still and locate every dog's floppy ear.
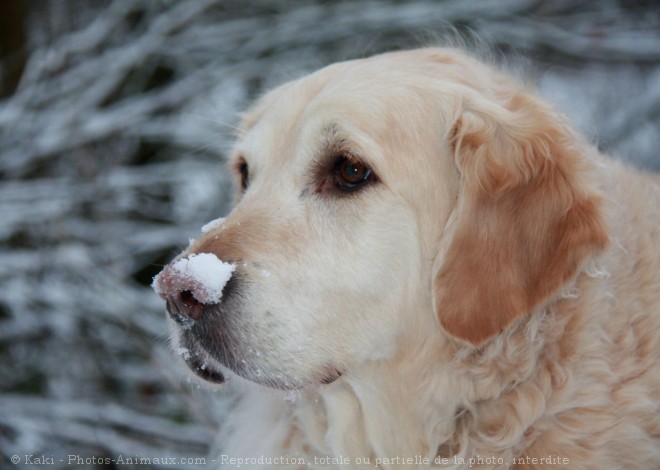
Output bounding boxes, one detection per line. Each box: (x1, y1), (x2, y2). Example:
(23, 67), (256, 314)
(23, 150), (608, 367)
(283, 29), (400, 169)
(433, 92), (608, 346)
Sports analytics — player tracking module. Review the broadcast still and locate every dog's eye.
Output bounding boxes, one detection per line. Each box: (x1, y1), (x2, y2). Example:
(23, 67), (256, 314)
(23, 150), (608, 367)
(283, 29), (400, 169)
(238, 161), (249, 191)
(333, 156), (372, 192)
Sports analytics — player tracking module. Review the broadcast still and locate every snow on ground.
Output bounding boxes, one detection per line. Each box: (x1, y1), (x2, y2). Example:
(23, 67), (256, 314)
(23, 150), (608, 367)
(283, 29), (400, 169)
(0, 0), (658, 467)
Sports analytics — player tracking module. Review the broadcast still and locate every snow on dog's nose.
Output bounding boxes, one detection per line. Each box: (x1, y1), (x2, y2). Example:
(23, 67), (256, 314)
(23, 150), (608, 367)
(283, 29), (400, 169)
(152, 253), (235, 320)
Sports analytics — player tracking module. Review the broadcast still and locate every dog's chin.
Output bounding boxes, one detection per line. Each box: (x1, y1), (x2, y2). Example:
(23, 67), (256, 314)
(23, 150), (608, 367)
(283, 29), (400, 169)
(234, 367), (344, 390)
(174, 338), (226, 385)
(179, 340), (343, 389)
(192, 362), (343, 390)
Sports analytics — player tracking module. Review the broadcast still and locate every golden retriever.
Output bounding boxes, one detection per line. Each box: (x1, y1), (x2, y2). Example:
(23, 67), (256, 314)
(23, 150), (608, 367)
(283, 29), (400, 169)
(154, 48), (660, 469)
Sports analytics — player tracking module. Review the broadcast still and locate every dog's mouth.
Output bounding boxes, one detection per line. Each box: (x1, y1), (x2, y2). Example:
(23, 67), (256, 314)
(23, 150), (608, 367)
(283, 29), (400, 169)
(177, 329), (343, 390)
(185, 354), (226, 384)
(177, 336), (226, 384)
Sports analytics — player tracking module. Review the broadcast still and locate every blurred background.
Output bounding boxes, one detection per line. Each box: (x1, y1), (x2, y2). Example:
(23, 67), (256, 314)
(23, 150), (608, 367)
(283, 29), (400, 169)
(1, 1), (659, 468)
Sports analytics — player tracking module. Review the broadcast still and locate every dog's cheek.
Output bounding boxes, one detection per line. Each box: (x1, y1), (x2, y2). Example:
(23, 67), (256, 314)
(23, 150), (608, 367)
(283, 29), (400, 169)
(272, 205), (423, 364)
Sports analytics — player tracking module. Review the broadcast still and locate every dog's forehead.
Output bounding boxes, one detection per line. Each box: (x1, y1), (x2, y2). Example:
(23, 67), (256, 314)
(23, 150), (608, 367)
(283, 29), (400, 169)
(235, 54), (446, 168)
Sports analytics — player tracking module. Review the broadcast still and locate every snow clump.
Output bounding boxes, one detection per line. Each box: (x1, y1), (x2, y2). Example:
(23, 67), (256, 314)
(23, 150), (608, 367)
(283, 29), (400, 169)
(201, 217), (226, 234)
(152, 252), (235, 304)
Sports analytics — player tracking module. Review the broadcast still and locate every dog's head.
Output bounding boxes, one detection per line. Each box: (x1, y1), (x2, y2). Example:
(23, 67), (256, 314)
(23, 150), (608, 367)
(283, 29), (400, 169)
(154, 48), (607, 390)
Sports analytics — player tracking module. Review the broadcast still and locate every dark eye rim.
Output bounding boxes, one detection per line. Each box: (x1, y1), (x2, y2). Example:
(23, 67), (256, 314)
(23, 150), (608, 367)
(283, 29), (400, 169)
(332, 155), (374, 192)
(235, 158), (249, 191)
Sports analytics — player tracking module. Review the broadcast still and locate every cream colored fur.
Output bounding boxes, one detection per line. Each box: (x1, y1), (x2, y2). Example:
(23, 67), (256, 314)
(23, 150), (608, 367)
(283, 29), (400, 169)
(178, 49), (660, 469)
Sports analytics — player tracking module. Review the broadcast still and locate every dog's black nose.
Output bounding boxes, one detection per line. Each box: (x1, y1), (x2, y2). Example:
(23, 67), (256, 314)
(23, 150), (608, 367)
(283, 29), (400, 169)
(153, 253), (236, 321)
(165, 289), (205, 320)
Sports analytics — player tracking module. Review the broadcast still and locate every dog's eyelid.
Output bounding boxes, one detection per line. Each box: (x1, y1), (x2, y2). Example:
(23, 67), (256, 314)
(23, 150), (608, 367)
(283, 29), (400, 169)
(231, 155), (246, 172)
(324, 137), (376, 169)
(232, 156), (250, 191)
(318, 122), (378, 166)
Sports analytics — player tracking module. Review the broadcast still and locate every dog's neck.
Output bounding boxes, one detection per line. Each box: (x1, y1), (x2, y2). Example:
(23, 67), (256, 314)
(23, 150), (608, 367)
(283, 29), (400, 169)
(288, 293), (580, 464)
(296, 345), (461, 461)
